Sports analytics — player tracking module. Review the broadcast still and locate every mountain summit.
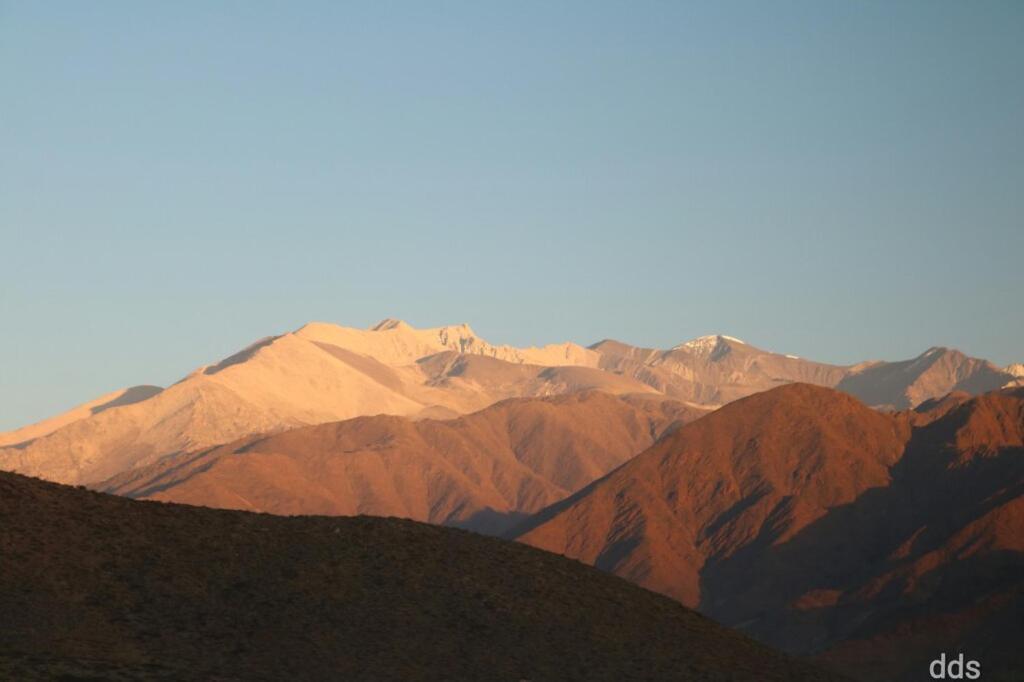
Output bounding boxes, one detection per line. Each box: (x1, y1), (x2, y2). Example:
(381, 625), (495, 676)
(0, 321), (621, 485)
(672, 334), (747, 359)
(836, 346), (1017, 409)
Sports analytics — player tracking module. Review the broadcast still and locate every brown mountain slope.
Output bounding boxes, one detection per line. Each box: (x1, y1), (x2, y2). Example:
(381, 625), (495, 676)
(101, 391), (705, 535)
(514, 385), (1024, 681)
(0, 471), (846, 681)
(515, 385), (909, 604)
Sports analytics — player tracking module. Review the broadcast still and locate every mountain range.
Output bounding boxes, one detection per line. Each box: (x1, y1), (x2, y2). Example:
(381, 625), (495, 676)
(1, 319), (1019, 487)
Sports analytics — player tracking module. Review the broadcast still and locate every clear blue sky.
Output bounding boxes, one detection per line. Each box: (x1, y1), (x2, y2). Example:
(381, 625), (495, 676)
(2, 1), (1022, 430)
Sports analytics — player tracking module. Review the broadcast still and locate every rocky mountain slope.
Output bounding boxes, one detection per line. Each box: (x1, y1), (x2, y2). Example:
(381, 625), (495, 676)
(835, 346), (1018, 410)
(514, 384), (1024, 681)
(100, 391), (704, 535)
(588, 334), (847, 405)
(0, 471), (845, 681)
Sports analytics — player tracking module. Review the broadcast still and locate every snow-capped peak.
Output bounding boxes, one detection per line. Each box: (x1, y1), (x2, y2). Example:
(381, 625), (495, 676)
(673, 334), (746, 355)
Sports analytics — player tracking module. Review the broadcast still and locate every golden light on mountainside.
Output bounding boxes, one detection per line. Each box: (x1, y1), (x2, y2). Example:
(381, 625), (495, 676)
(2, 319), (1018, 487)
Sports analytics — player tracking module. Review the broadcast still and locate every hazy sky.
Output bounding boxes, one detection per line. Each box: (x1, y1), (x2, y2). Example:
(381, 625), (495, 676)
(2, 1), (1022, 430)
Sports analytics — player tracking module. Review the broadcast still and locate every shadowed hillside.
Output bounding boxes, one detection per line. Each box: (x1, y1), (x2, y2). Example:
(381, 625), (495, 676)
(0, 471), (844, 681)
(515, 385), (1024, 681)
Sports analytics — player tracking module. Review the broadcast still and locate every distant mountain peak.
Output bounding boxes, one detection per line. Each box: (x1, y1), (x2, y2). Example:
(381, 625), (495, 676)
(673, 334), (747, 357)
(434, 322), (481, 351)
(1005, 363), (1024, 378)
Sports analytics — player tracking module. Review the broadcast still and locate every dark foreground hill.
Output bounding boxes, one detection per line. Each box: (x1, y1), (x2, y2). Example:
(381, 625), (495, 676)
(0, 472), (844, 681)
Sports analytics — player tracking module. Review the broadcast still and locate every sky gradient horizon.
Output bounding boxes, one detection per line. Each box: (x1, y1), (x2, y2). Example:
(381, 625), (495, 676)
(2, 1), (1022, 430)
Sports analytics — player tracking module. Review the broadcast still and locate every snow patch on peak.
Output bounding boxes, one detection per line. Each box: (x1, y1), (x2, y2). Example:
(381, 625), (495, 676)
(673, 334), (746, 354)
(1006, 363), (1024, 378)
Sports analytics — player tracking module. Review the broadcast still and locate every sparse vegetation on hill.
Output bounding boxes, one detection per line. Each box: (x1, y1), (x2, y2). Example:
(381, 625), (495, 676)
(0, 471), (844, 681)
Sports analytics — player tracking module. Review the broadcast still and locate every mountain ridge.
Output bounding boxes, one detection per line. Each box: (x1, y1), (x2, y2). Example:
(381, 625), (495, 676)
(1, 318), (1019, 487)
(98, 390), (704, 535)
